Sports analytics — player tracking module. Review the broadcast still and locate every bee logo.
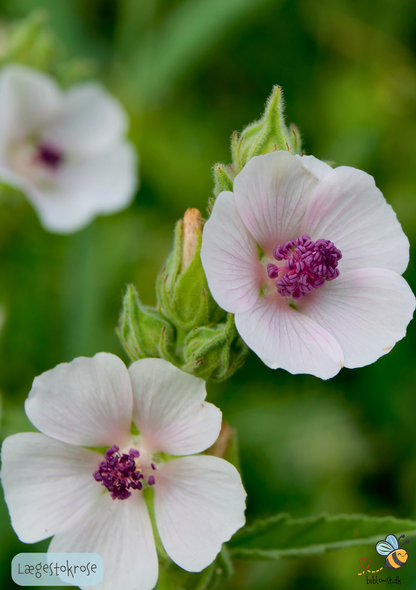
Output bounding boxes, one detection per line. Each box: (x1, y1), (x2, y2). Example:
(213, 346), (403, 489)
(375, 534), (409, 570)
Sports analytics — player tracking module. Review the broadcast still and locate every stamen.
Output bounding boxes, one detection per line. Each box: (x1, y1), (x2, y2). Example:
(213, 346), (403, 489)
(36, 142), (64, 170)
(267, 235), (342, 300)
(93, 445), (155, 500)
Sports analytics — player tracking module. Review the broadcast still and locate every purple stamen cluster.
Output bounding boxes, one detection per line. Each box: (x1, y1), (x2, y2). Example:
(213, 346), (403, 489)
(93, 445), (155, 501)
(267, 235), (342, 300)
(36, 142), (64, 169)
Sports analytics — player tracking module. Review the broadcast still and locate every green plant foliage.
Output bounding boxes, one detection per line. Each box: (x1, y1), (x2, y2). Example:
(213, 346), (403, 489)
(157, 547), (233, 590)
(0, 1), (415, 589)
(119, 211), (248, 381)
(228, 514), (416, 560)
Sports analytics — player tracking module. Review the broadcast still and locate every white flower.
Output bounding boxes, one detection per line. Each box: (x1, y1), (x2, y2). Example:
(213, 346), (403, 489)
(0, 354), (246, 590)
(201, 151), (415, 379)
(0, 65), (137, 233)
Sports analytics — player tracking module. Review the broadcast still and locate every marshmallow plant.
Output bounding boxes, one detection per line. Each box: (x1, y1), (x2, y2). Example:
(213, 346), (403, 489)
(119, 85), (415, 381)
(0, 65), (137, 233)
(3, 84), (416, 590)
(1, 354), (246, 590)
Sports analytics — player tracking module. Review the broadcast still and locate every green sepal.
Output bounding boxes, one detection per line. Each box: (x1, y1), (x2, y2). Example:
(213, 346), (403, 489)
(157, 221), (225, 332)
(118, 284), (176, 363)
(212, 162), (234, 199)
(228, 513), (416, 560)
(182, 314), (248, 381)
(156, 221), (183, 315)
(290, 123), (302, 154)
(231, 85), (302, 174)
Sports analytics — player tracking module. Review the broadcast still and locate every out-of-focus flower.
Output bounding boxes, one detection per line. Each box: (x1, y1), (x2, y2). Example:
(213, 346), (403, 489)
(0, 354), (246, 590)
(201, 151), (415, 380)
(0, 65), (137, 233)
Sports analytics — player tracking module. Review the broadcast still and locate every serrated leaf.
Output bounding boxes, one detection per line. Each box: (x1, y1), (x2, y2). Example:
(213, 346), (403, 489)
(228, 513), (416, 560)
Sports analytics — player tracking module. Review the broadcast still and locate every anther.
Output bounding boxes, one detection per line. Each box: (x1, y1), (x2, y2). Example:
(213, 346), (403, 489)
(268, 235), (342, 300)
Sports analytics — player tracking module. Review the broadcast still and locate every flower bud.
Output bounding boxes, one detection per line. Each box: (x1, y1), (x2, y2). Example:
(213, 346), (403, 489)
(156, 208), (225, 332)
(118, 285), (176, 363)
(182, 314), (248, 381)
(229, 85), (302, 175)
(212, 162), (234, 199)
(118, 209), (248, 382)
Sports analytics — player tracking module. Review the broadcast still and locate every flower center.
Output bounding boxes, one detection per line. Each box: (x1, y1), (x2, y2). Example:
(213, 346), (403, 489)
(8, 139), (65, 189)
(36, 142), (64, 170)
(267, 235), (342, 300)
(93, 445), (156, 501)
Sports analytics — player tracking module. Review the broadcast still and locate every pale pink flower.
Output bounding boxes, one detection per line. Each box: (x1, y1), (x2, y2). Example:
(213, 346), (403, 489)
(0, 354), (246, 590)
(201, 151), (415, 379)
(0, 65), (137, 233)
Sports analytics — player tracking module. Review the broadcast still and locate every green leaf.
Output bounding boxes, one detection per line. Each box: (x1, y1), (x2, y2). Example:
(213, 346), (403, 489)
(228, 513), (416, 560)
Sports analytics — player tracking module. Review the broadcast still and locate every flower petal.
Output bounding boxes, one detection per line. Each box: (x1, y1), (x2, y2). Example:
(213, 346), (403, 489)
(0, 165), (31, 193)
(25, 353), (133, 447)
(0, 65), (61, 158)
(298, 154), (333, 179)
(49, 491), (158, 590)
(201, 191), (264, 313)
(0, 433), (102, 543)
(235, 294), (344, 379)
(298, 268), (415, 368)
(154, 456), (246, 572)
(233, 151), (321, 255)
(26, 142), (137, 234)
(301, 166), (409, 273)
(129, 358), (221, 455)
(43, 82), (129, 157)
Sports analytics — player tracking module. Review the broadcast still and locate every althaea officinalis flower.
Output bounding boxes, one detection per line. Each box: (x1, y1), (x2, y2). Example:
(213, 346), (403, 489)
(0, 65), (137, 233)
(201, 151), (415, 379)
(0, 354), (246, 590)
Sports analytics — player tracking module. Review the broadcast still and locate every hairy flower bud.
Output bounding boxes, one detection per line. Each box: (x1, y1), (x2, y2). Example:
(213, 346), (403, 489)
(212, 162), (234, 200)
(118, 285), (176, 363)
(181, 208), (202, 271)
(118, 208), (248, 381)
(156, 208), (225, 332)
(211, 86), (303, 198)
(182, 314), (248, 381)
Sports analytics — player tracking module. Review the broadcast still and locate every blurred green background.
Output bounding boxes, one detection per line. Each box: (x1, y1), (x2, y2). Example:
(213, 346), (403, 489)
(0, 0), (416, 588)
